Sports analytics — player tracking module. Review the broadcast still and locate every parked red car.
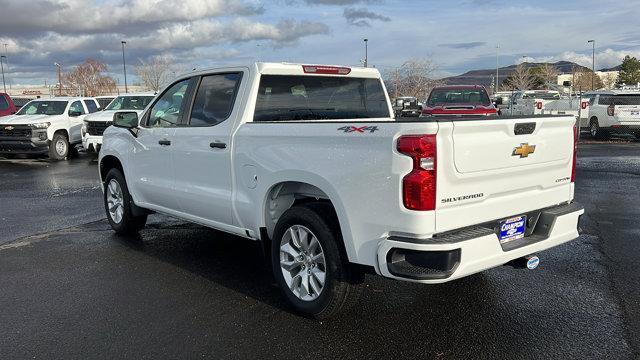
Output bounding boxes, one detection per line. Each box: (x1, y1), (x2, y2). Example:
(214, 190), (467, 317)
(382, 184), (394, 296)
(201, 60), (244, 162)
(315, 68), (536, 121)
(422, 85), (497, 116)
(0, 93), (17, 117)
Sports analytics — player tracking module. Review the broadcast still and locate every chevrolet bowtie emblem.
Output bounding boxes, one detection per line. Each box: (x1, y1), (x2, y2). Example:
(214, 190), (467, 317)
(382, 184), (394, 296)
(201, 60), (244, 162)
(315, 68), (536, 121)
(5, 126), (14, 131)
(512, 143), (536, 158)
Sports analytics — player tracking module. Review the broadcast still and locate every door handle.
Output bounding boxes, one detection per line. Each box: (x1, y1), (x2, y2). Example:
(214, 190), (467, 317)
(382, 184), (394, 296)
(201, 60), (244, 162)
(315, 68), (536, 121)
(158, 139), (171, 146)
(210, 141), (226, 149)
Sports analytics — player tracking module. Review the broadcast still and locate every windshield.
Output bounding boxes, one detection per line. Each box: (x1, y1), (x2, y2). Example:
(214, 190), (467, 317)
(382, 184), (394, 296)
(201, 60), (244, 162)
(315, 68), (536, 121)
(254, 75), (389, 121)
(427, 88), (491, 106)
(16, 101), (68, 115)
(522, 92), (560, 100)
(0, 95), (8, 110)
(105, 96), (154, 110)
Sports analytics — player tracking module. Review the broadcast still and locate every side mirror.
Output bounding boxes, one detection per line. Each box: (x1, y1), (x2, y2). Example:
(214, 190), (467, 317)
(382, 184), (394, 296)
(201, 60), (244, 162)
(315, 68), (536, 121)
(68, 110), (82, 117)
(113, 111), (139, 129)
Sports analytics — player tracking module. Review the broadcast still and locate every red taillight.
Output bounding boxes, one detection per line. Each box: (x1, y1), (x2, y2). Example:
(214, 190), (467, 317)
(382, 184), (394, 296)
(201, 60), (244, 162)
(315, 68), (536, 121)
(607, 104), (615, 116)
(302, 65), (351, 75)
(397, 135), (437, 211)
(535, 101), (543, 110)
(581, 101), (588, 110)
(571, 123), (577, 183)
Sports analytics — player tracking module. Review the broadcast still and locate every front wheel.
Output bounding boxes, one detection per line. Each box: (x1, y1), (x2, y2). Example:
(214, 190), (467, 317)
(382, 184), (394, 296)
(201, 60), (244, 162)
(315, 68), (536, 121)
(104, 168), (147, 235)
(271, 203), (363, 319)
(49, 132), (70, 160)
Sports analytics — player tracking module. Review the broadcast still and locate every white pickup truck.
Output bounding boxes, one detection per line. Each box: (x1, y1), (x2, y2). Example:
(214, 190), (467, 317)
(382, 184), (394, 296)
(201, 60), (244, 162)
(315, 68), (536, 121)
(82, 93), (156, 153)
(99, 63), (584, 318)
(0, 97), (99, 159)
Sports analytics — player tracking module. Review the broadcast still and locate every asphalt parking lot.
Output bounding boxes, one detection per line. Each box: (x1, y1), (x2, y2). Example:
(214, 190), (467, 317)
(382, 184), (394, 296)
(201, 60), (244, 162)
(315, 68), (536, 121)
(0, 142), (639, 359)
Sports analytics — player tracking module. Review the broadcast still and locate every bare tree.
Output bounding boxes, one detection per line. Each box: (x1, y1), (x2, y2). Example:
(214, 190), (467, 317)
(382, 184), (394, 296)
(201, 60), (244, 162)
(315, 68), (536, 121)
(385, 58), (442, 99)
(537, 63), (559, 89)
(504, 63), (536, 90)
(61, 59), (116, 96)
(135, 56), (174, 92)
(601, 72), (617, 89)
(573, 69), (604, 90)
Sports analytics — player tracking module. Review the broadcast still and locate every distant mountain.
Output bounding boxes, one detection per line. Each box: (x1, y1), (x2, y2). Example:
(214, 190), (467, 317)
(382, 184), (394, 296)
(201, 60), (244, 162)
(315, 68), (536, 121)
(441, 61), (591, 88)
(599, 64), (622, 72)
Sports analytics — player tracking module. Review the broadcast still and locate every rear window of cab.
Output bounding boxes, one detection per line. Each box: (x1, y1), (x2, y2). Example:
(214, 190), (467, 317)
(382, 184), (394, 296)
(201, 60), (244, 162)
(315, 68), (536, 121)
(253, 75), (389, 121)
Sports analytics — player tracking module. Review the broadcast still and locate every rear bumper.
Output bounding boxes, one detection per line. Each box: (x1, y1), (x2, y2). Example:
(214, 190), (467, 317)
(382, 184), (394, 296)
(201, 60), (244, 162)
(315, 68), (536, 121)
(376, 202), (584, 283)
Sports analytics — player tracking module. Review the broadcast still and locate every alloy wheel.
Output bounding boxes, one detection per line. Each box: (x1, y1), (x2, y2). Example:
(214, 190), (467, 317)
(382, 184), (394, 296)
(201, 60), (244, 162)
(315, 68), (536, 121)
(107, 179), (124, 224)
(279, 225), (327, 301)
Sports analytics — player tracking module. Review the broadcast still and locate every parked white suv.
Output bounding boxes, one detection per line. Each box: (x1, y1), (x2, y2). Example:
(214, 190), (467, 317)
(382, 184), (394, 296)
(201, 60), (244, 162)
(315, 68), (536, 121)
(99, 63), (583, 318)
(0, 97), (99, 159)
(82, 93), (155, 153)
(585, 90), (640, 139)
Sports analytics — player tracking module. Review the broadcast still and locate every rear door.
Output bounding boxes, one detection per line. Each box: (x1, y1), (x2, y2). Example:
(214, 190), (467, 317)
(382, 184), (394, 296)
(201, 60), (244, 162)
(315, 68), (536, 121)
(435, 116), (575, 232)
(171, 71), (245, 226)
(67, 100), (87, 143)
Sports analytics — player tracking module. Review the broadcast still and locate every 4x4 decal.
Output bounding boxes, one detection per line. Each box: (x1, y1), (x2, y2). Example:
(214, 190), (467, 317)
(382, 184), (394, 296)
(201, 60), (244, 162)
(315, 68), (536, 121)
(338, 125), (379, 133)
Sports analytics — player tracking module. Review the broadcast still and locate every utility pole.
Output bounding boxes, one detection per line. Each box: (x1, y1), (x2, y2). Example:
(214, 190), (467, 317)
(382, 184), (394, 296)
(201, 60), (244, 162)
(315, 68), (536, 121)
(2, 44), (9, 89)
(394, 68), (399, 98)
(0, 56), (6, 93)
(54, 62), (62, 96)
(121, 41), (128, 93)
(495, 44), (500, 93)
(363, 38), (368, 68)
(587, 40), (595, 90)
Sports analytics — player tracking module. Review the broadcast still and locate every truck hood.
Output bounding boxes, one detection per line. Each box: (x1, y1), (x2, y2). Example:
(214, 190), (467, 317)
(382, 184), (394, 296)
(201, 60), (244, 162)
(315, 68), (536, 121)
(85, 109), (144, 122)
(0, 114), (60, 125)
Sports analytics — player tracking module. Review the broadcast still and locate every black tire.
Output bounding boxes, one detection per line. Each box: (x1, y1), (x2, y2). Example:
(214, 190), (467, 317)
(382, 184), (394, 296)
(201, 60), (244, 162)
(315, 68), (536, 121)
(634, 131), (640, 140)
(49, 132), (69, 160)
(589, 118), (609, 140)
(2, 154), (16, 159)
(271, 202), (363, 319)
(104, 168), (147, 235)
(68, 144), (80, 158)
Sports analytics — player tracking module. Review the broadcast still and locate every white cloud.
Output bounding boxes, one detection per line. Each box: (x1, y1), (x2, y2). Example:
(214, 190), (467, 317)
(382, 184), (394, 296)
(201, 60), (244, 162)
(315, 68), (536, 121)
(520, 48), (640, 70)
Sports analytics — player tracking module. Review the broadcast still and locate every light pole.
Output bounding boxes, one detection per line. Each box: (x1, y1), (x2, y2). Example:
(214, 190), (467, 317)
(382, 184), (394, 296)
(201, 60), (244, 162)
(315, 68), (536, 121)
(0, 56), (6, 93)
(495, 44), (500, 93)
(2, 43), (9, 89)
(363, 38), (368, 68)
(54, 62), (62, 96)
(121, 41), (128, 93)
(587, 40), (595, 90)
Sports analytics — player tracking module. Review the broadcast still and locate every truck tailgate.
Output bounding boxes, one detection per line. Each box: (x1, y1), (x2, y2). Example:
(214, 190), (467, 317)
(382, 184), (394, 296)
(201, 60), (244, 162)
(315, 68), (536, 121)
(435, 116), (576, 233)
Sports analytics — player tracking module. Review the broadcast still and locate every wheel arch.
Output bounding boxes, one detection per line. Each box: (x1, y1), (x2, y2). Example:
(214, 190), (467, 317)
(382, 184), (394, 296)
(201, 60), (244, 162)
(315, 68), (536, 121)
(261, 178), (356, 263)
(99, 155), (124, 183)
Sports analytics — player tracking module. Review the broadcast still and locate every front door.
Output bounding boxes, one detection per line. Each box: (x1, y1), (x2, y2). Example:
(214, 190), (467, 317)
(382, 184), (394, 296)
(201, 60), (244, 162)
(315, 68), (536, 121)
(171, 72), (244, 226)
(128, 78), (192, 211)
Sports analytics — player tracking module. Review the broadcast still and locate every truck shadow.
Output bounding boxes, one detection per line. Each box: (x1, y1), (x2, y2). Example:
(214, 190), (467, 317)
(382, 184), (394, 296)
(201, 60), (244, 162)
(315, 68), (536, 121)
(112, 222), (536, 358)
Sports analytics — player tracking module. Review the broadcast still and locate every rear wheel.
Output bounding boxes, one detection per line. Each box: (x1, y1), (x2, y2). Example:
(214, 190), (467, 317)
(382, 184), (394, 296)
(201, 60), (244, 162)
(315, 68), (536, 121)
(104, 168), (147, 235)
(49, 132), (69, 160)
(589, 119), (609, 140)
(271, 203), (363, 319)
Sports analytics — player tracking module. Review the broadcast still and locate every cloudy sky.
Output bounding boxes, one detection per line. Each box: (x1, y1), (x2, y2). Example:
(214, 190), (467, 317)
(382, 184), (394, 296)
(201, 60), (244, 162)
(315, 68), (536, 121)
(0, 0), (639, 85)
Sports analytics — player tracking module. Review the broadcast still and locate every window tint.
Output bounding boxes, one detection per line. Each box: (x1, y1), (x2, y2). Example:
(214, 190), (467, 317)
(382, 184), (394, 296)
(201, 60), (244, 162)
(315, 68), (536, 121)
(17, 101), (67, 115)
(147, 79), (190, 127)
(189, 73), (241, 127)
(254, 75), (389, 122)
(598, 94), (640, 106)
(0, 95), (8, 110)
(427, 88), (491, 106)
(106, 95), (155, 110)
(69, 101), (85, 115)
(84, 100), (99, 113)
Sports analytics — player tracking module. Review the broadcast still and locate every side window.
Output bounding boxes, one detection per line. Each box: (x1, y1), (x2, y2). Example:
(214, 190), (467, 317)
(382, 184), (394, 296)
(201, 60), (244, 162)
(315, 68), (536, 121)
(598, 95), (610, 105)
(146, 79), (190, 127)
(189, 73), (241, 127)
(69, 101), (85, 115)
(84, 100), (98, 113)
(589, 96), (596, 106)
